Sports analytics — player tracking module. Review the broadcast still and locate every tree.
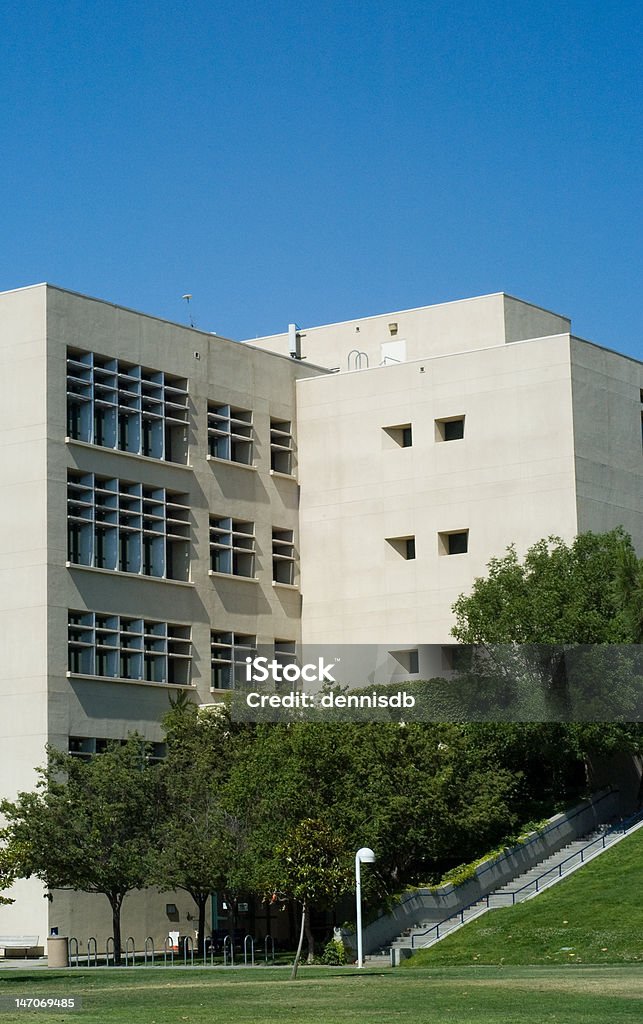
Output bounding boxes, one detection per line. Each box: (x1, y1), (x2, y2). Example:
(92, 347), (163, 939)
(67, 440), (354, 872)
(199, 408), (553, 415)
(452, 529), (636, 645)
(613, 540), (643, 643)
(0, 735), (162, 964)
(450, 529), (643, 720)
(228, 719), (529, 897)
(156, 701), (250, 958)
(0, 846), (16, 906)
(268, 818), (352, 979)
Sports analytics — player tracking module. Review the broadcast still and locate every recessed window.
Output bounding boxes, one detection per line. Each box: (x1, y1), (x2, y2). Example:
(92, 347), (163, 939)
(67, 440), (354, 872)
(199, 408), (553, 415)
(390, 649), (419, 674)
(211, 631), (257, 690)
(441, 646), (473, 672)
(207, 403), (253, 464)
(270, 418), (294, 474)
(435, 416), (465, 442)
(68, 737), (166, 761)
(386, 535), (416, 560)
(67, 471), (190, 580)
(68, 611), (192, 685)
(274, 640), (297, 674)
(272, 528), (296, 585)
(438, 530), (468, 555)
(66, 349), (189, 463)
(209, 517), (256, 577)
(383, 423), (412, 448)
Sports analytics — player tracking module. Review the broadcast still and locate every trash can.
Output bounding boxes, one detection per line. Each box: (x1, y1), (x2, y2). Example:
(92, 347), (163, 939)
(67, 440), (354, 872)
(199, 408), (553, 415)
(47, 936), (69, 968)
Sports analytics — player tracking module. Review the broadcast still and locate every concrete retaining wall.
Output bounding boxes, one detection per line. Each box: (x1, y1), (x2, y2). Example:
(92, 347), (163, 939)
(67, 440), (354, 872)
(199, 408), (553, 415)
(353, 788), (620, 954)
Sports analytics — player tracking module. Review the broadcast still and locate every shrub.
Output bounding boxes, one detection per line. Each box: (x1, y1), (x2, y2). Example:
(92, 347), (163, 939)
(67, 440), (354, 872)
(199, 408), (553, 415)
(320, 937), (347, 966)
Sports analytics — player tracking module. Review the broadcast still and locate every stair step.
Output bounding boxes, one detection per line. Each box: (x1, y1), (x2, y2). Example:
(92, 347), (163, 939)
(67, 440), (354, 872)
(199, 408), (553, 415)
(388, 818), (642, 954)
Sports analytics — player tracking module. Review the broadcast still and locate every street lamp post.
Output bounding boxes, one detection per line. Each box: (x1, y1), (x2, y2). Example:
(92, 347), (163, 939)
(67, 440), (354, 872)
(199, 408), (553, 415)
(355, 847), (375, 968)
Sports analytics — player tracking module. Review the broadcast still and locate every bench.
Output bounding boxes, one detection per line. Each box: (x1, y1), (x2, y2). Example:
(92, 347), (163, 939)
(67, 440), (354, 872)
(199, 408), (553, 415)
(0, 936), (42, 958)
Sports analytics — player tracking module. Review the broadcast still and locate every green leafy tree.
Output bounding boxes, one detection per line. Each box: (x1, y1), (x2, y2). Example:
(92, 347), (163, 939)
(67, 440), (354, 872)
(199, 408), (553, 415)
(268, 818), (352, 979)
(613, 540), (643, 642)
(157, 701), (251, 957)
(450, 529), (643, 720)
(0, 735), (162, 964)
(451, 529), (635, 645)
(229, 719), (528, 896)
(0, 846), (16, 906)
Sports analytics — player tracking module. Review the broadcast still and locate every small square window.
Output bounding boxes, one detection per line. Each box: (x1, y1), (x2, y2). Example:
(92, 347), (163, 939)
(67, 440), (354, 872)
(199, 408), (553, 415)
(386, 535), (416, 560)
(383, 423), (412, 448)
(435, 416), (465, 441)
(438, 530), (468, 555)
(390, 648), (419, 674)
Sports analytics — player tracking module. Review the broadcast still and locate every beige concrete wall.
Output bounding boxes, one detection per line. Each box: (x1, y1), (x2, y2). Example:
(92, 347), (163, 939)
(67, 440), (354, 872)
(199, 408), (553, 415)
(0, 286), (50, 938)
(51, 886), (284, 953)
(0, 284), (327, 943)
(45, 284), (325, 700)
(244, 293), (571, 373)
(296, 334), (580, 644)
(570, 337), (643, 552)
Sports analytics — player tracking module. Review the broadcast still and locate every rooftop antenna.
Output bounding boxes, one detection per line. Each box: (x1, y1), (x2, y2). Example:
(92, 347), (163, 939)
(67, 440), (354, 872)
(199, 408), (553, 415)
(181, 294), (196, 328)
(288, 322), (302, 359)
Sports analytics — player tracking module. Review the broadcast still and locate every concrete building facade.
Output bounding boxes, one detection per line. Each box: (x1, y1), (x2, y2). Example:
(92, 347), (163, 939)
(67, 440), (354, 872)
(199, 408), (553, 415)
(0, 283), (641, 947)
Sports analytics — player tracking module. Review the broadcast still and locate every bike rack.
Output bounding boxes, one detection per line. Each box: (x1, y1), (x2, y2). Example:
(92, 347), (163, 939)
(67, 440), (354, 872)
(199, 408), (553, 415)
(144, 936), (155, 966)
(106, 937), (115, 967)
(124, 936), (136, 967)
(183, 934), (194, 967)
(223, 934), (234, 967)
(163, 937), (174, 967)
(264, 935), (275, 964)
(69, 937), (80, 968)
(87, 937), (98, 967)
(243, 935), (255, 966)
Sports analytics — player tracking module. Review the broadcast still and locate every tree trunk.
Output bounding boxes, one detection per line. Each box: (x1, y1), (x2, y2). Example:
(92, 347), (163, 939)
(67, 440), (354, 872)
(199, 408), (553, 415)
(109, 893), (124, 965)
(290, 898), (307, 981)
(195, 893), (208, 959)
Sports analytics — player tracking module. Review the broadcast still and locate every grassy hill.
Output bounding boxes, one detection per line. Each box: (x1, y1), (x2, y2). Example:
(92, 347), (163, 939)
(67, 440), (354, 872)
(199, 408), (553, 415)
(403, 825), (643, 967)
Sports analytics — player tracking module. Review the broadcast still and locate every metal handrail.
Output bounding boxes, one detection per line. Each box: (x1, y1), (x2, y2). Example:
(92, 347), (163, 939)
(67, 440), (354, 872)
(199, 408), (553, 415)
(500, 809), (643, 904)
(410, 807), (643, 948)
(400, 789), (616, 915)
(410, 898), (490, 947)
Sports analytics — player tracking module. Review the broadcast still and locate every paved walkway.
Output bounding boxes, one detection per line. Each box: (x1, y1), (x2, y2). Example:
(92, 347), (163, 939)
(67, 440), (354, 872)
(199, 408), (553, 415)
(0, 958), (48, 970)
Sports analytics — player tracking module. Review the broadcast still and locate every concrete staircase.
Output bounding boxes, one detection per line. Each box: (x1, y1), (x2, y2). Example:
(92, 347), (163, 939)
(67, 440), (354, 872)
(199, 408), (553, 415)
(391, 813), (643, 960)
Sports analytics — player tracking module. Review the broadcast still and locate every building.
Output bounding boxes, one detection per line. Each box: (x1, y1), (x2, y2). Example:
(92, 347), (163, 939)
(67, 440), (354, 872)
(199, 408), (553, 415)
(0, 283), (641, 947)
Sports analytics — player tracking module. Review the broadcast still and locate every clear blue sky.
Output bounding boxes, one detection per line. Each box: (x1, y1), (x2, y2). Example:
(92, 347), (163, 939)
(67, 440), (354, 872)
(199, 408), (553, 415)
(0, 1), (641, 357)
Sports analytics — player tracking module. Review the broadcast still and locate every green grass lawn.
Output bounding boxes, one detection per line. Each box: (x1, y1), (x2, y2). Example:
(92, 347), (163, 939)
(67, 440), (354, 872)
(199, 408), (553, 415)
(0, 965), (642, 1024)
(405, 825), (643, 967)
